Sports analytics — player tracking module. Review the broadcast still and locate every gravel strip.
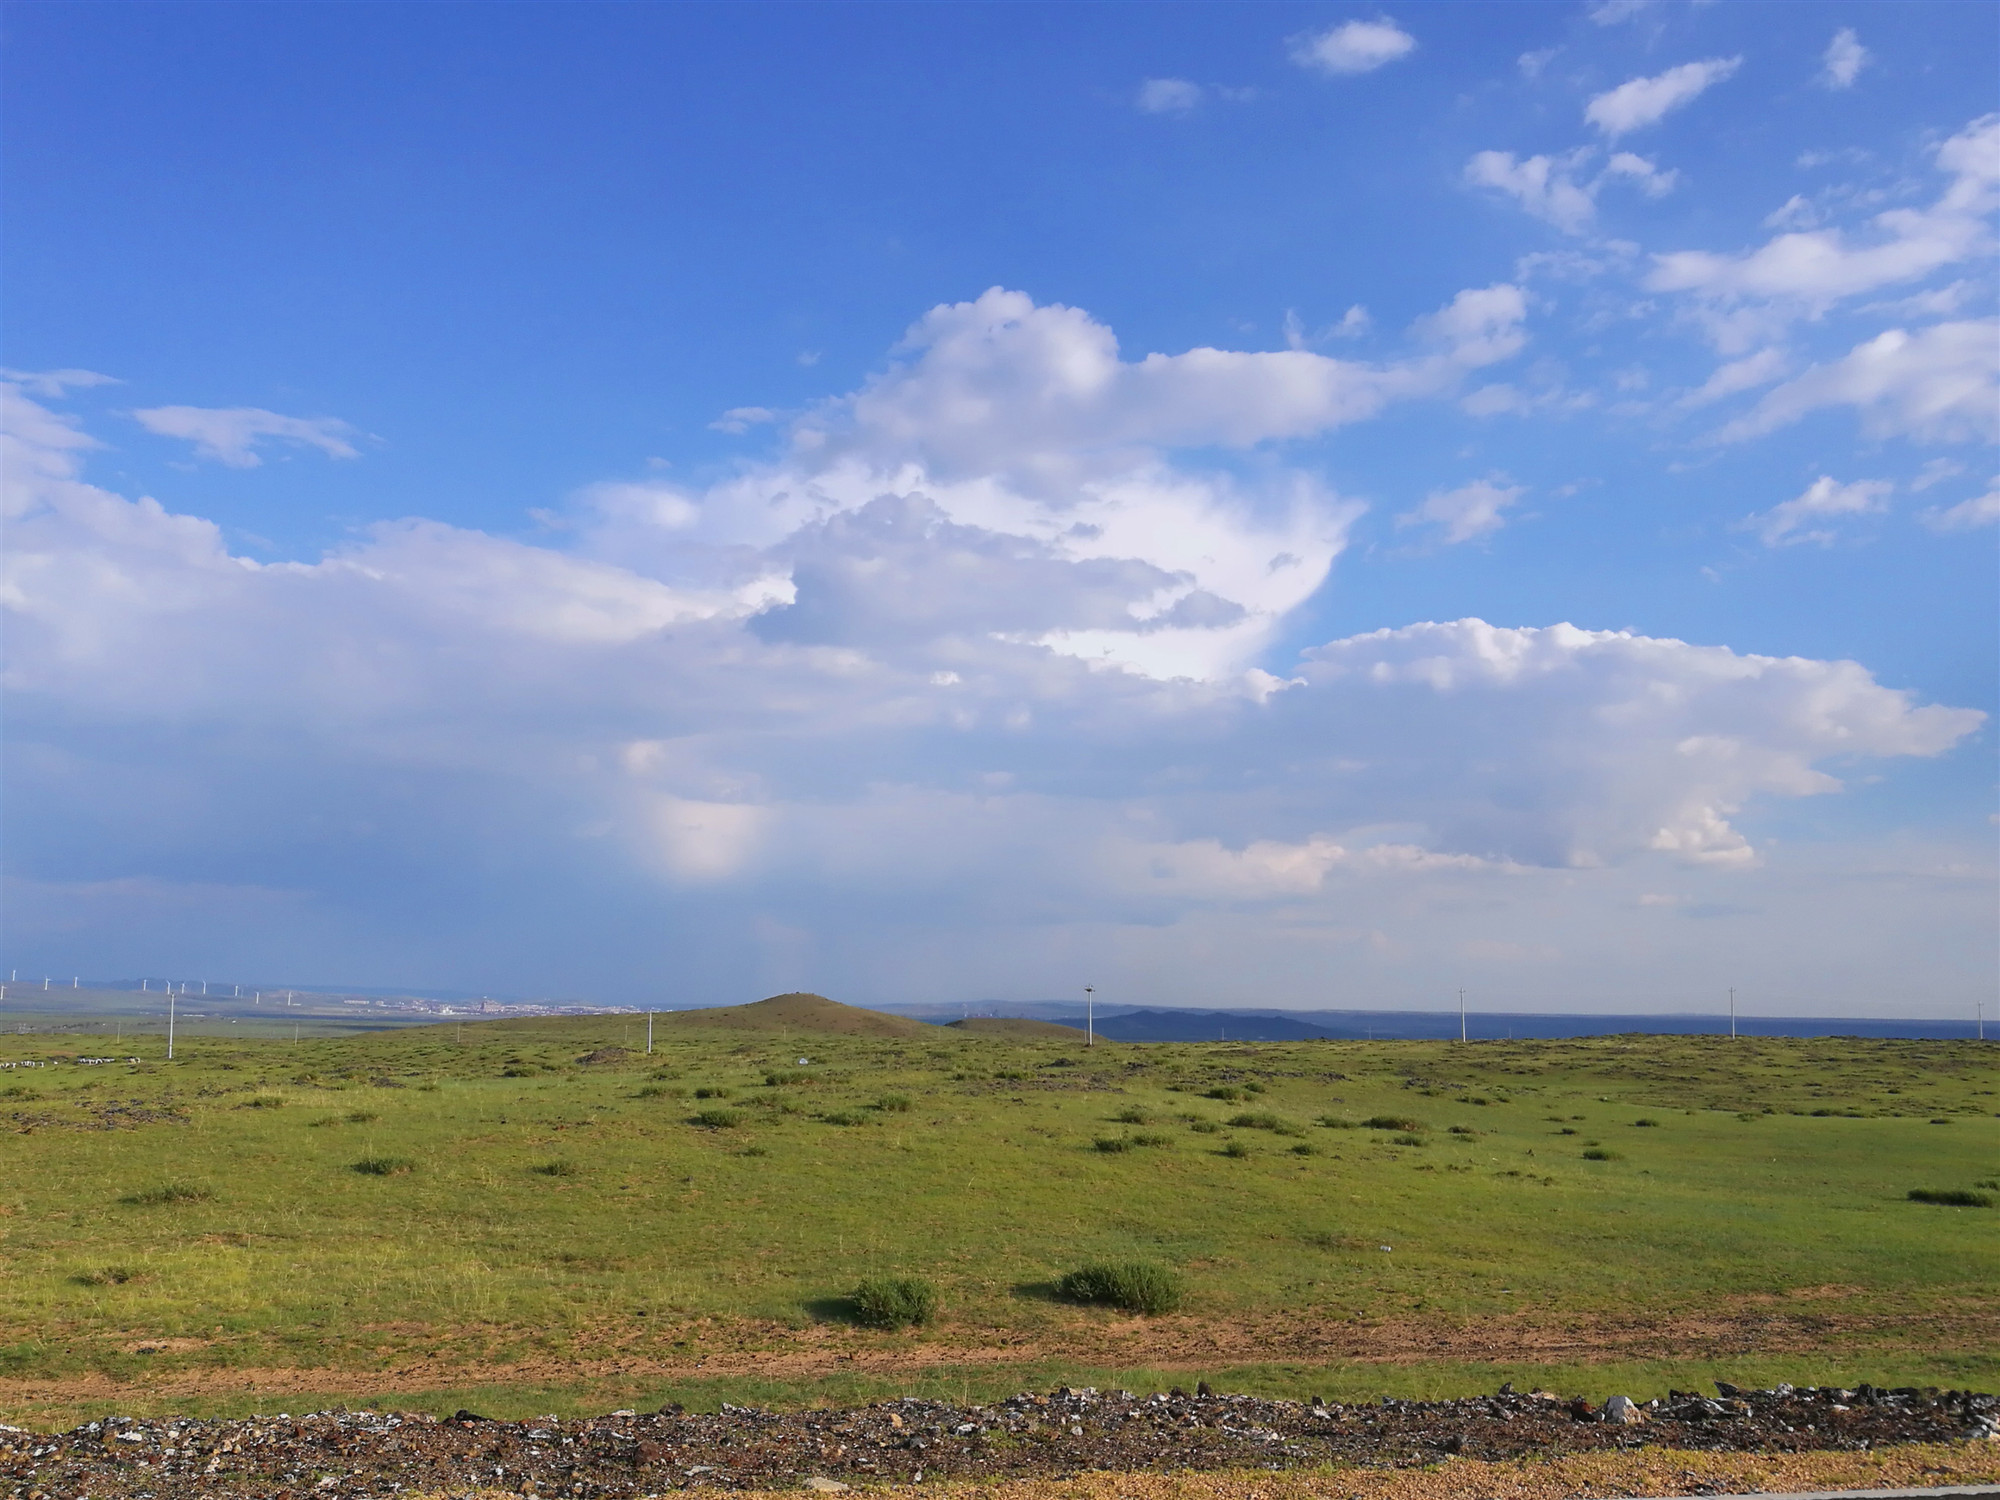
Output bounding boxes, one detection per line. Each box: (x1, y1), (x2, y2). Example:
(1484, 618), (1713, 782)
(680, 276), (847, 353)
(3, 1380), (1994, 1498)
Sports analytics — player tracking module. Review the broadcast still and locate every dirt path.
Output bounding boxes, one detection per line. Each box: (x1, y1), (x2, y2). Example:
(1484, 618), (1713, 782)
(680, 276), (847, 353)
(5, 1306), (1995, 1411)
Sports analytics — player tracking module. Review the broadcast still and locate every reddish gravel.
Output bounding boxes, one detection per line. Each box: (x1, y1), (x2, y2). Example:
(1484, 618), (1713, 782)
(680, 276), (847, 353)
(4, 1381), (1994, 1499)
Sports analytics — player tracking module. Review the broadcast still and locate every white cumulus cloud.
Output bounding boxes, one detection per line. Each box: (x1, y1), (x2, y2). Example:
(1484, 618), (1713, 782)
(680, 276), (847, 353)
(1716, 320), (1999, 445)
(1821, 28), (1869, 90)
(1289, 18), (1416, 76)
(1399, 476), (1526, 544)
(1747, 475), (1895, 546)
(1136, 78), (1205, 113)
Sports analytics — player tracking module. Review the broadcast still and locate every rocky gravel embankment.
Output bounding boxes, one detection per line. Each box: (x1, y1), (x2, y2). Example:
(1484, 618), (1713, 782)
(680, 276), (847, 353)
(4, 1381), (1995, 1499)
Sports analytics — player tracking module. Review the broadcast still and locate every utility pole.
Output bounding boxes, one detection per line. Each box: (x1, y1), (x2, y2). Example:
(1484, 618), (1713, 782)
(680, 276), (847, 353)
(1729, 987), (1736, 1039)
(1458, 988), (1467, 1043)
(167, 990), (176, 1061)
(1978, 1002), (1985, 1041)
(1084, 986), (1094, 1047)
(646, 1011), (654, 1055)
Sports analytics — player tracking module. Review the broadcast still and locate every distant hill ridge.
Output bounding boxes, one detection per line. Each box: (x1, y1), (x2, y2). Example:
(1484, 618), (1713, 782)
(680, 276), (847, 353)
(944, 1016), (1089, 1039)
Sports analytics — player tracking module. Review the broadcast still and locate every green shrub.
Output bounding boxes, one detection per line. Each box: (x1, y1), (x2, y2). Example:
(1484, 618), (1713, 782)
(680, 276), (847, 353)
(1112, 1106), (1151, 1124)
(1363, 1114), (1423, 1131)
(1130, 1132), (1172, 1147)
(1188, 1120), (1220, 1134)
(1290, 1142), (1318, 1156)
(1221, 1139), (1252, 1158)
(634, 1085), (678, 1099)
(534, 1160), (579, 1177)
(693, 1087), (731, 1100)
(852, 1276), (938, 1329)
(500, 1067), (535, 1078)
(1448, 1125), (1477, 1136)
(1205, 1086), (1242, 1102)
(1582, 1148), (1622, 1162)
(242, 1095), (287, 1109)
(351, 1156), (414, 1176)
(122, 1182), (213, 1205)
(876, 1094), (913, 1112)
(1316, 1115), (1358, 1129)
(1226, 1111), (1284, 1130)
(1242, 1082), (1266, 1094)
(1093, 1136), (1132, 1153)
(1908, 1188), (1993, 1207)
(764, 1070), (808, 1087)
(690, 1109), (742, 1129)
(1058, 1261), (1184, 1315)
(1633, 1118), (1660, 1127)
(1392, 1133), (1426, 1147)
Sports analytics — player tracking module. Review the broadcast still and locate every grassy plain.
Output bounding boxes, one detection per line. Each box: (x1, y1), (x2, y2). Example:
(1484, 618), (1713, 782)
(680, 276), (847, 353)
(1, 1000), (1994, 1427)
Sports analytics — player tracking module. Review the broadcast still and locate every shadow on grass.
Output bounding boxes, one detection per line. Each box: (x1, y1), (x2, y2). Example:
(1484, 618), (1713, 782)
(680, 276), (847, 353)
(802, 1295), (866, 1326)
(1008, 1280), (1068, 1305)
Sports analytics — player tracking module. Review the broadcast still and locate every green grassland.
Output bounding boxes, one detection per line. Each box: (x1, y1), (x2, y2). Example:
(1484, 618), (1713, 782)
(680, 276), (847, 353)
(0, 998), (1994, 1427)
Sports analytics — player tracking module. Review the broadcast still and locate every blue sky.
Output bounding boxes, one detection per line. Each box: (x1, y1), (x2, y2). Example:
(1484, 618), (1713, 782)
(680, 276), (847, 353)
(4, 1), (1994, 1016)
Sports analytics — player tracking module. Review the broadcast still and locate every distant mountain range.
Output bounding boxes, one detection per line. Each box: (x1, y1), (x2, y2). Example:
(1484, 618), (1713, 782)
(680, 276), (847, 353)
(886, 1002), (1990, 1043)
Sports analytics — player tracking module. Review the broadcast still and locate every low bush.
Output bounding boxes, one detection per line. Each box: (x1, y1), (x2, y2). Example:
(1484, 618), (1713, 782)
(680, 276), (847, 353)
(122, 1183), (213, 1205)
(1058, 1261), (1184, 1315)
(690, 1109), (743, 1129)
(242, 1095), (287, 1109)
(820, 1110), (865, 1126)
(1448, 1125), (1477, 1136)
(1112, 1106), (1151, 1124)
(1242, 1082), (1266, 1094)
(1226, 1111), (1286, 1131)
(534, 1160), (579, 1177)
(1290, 1142), (1318, 1156)
(1908, 1188), (1993, 1207)
(1582, 1148), (1622, 1162)
(1093, 1136), (1132, 1153)
(1633, 1118), (1660, 1127)
(346, 1111), (379, 1124)
(876, 1094), (912, 1113)
(1204, 1086), (1242, 1102)
(764, 1070), (808, 1087)
(73, 1266), (141, 1286)
(634, 1085), (679, 1099)
(1363, 1114), (1424, 1131)
(351, 1156), (414, 1176)
(1392, 1133), (1426, 1147)
(1221, 1139), (1252, 1158)
(1188, 1120), (1220, 1134)
(1317, 1115), (1358, 1129)
(693, 1087), (732, 1100)
(852, 1276), (937, 1329)
(1130, 1132), (1172, 1147)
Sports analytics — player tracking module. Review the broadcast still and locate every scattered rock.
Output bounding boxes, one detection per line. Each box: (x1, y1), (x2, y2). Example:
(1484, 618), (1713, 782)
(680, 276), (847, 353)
(1603, 1395), (1646, 1425)
(805, 1477), (850, 1492)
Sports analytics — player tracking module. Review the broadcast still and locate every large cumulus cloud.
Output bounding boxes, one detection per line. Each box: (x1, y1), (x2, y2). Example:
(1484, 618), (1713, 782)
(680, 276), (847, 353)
(0, 291), (1985, 1005)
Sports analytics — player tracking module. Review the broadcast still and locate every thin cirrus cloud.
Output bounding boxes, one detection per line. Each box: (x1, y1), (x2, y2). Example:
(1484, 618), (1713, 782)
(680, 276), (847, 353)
(1135, 78), (1204, 114)
(1288, 18), (1416, 76)
(132, 404), (361, 467)
(1585, 57), (1742, 137)
(1716, 321), (1999, 445)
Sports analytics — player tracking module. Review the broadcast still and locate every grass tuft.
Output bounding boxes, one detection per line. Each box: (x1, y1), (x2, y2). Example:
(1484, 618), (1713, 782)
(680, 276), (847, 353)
(690, 1108), (743, 1129)
(1363, 1114), (1424, 1131)
(121, 1182), (213, 1206)
(876, 1094), (913, 1112)
(851, 1275), (937, 1329)
(533, 1159), (580, 1177)
(1220, 1139), (1252, 1158)
(1582, 1148), (1623, 1161)
(351, 1156), (415, 1175)
(1907, 1188), (1992, 1207)
(1057, 1260), (1184, 1315)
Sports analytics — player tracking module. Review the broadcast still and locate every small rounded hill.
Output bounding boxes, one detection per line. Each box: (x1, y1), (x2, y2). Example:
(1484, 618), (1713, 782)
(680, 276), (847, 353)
(652, 992), (927, 1038)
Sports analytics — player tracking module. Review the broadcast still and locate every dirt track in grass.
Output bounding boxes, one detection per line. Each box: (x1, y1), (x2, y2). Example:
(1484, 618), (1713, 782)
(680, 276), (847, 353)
(6, 1304), (1997, 1411)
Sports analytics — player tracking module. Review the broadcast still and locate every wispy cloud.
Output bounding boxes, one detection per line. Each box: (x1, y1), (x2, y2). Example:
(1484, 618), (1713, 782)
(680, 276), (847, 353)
(1586, 58), (1741, 137)
(1136, 77), (1204, 114)
(1398, 475), (1526, 543)
(132, 405), (361, 467)
(1747, 475), (1893, 546)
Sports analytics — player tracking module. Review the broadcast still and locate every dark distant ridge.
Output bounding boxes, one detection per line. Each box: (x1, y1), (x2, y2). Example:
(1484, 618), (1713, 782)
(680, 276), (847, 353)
(1028, 1007), (1990, 1043)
